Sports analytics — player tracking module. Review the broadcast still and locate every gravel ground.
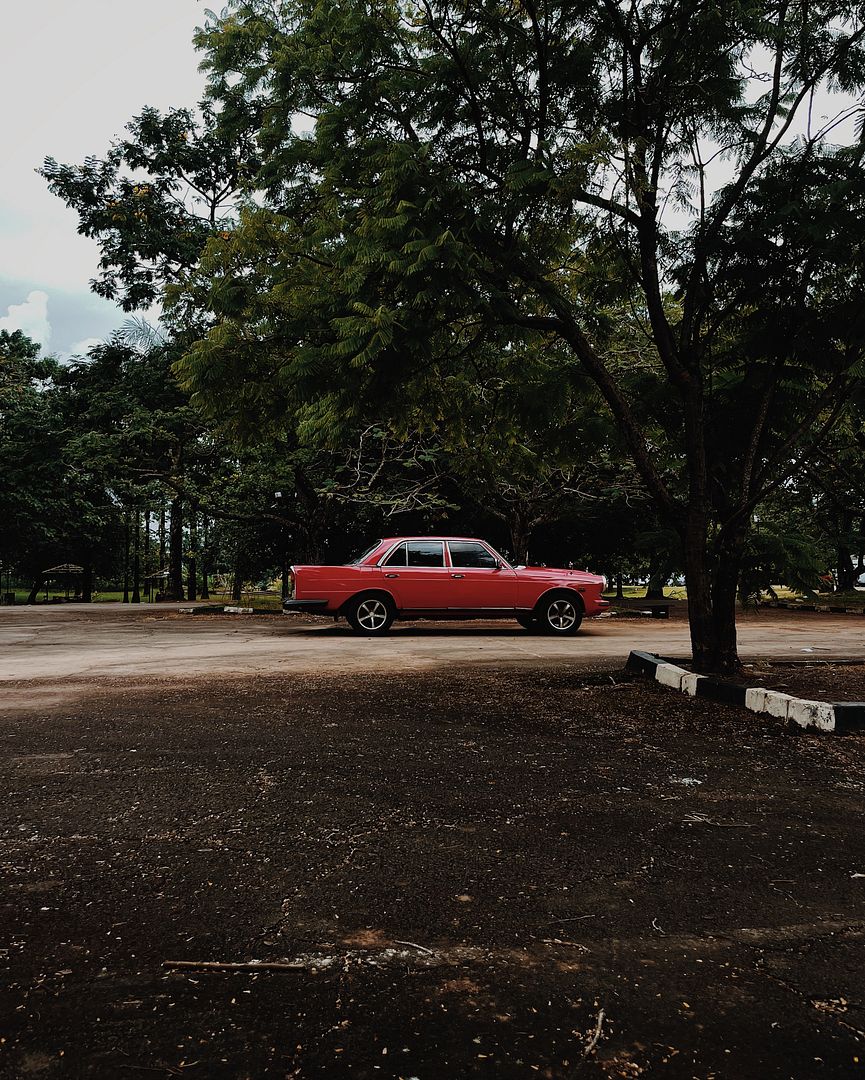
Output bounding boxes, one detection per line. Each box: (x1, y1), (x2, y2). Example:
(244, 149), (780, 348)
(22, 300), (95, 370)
(2, 663), (865, 1079)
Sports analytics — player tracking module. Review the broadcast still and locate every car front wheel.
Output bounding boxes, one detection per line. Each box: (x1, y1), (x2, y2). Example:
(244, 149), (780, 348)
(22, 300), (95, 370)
(345, 594), (396, 635)
(537, 592), (583, 635)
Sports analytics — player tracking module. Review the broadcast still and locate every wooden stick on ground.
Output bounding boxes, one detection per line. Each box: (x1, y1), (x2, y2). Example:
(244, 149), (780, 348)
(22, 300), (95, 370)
(582, 1008), (606, 1057)
(163, 960), (306, 972)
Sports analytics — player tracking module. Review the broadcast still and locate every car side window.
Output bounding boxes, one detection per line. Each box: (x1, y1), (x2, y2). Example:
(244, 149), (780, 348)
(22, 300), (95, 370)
(406, 541), (445, 567)
(448, 542), (498, 569)
(382, 543), (407, 567)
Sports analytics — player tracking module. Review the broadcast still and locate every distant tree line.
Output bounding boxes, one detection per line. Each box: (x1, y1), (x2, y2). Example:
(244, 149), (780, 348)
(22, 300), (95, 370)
(3, 324), (861, 610)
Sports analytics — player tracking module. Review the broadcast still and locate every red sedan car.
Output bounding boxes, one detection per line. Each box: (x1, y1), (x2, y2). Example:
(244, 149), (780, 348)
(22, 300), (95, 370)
(282, 536), (608, 635)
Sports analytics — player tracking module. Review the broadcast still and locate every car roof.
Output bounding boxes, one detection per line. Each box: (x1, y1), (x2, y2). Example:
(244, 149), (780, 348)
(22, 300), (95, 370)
(378, 537), (493, 544)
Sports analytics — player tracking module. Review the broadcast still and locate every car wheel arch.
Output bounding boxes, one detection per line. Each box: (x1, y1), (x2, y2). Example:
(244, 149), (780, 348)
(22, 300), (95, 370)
(533, 586), (585, 615)
(339, 588), (399, 615)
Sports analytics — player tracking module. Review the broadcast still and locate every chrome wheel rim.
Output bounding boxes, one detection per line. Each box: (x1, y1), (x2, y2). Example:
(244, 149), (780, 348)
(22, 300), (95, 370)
(547, 599), (577, 630)
(357, 598), (389, 631)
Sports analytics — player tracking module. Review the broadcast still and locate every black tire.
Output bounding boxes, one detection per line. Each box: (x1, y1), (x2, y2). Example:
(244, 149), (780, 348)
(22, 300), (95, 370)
(516, 612), (539, 631)
(344, 593), (396, 635)
(536, 590), (583, 635)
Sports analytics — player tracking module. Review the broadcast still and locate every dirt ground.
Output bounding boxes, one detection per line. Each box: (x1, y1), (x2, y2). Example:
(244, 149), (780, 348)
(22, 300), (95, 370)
(2, 608), (865, 1078)
(732, 662), (865, 703)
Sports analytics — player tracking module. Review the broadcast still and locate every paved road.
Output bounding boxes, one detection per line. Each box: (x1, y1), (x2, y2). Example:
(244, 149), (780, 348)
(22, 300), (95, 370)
(1, 602), (862, 688)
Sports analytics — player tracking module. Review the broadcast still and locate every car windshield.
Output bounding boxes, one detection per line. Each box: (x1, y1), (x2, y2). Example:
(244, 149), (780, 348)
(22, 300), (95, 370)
(345, 541), (382, 565)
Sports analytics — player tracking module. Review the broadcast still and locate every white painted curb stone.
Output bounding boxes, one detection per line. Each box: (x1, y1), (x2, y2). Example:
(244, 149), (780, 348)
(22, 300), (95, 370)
(655, 663), (688, 689)
(788, 699), (836, 733)
(681, 673), (705, 696)
(744, 687), (769, 712)
(763, 691), (794, 719)
(627, 650), (860, 734)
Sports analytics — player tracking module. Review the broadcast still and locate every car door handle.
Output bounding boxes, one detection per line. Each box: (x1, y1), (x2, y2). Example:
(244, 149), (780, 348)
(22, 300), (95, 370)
(451, 573), (465, 578)
(385, 573), (399, 578)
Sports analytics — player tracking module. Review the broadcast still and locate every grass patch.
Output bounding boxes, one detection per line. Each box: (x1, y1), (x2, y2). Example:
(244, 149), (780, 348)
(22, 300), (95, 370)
(603, 585), (687, 600)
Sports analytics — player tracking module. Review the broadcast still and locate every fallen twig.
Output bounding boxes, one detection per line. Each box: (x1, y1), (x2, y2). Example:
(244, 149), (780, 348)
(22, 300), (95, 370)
(583, 1008), (606, 1057)
(393, 940), (434, 955)
(541, 938), (590, 950)
(683, 813), (756, 828)
(162, 960), (305, 972)
(537, 914), (597, 930)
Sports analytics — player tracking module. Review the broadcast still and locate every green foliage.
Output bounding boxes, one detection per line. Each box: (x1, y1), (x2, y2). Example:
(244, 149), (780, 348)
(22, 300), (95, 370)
(0, 331), (123, 578)
(40, 102), (258, 310)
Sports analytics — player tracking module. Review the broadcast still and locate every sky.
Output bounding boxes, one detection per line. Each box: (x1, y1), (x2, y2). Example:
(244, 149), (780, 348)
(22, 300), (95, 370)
(0, 1), (206, 357)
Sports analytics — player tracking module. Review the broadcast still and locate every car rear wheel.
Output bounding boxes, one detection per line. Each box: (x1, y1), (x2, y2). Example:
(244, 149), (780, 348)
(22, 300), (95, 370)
(345, 594), (396, 635)
(536, 591), (583, 635)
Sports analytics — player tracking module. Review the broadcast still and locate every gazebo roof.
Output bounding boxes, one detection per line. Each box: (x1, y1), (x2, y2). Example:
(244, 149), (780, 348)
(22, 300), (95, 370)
(43, 563), (84, 575)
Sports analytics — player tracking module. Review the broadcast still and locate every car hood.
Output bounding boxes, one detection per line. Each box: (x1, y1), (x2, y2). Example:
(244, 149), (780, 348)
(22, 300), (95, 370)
(513, 566), (603, 585)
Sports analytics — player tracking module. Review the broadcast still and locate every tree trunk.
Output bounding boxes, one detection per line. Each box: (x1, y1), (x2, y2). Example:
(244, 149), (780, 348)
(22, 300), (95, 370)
(122, 512), (130, 603)
(132, 509), (141, 603)
(187, 504), (198, 602)
(295, 466), (327, 563)
(169, 498), (184, 601)
(232, 549), (244, 603)
(281, 555), (291, 600)
(26, 575), (43, 604)
(200, 517), (210, 600)
(710, 533), (745, 674)
(144, 508), (151, 574)
(615, 574), (624, 600)
(508, 510), (531, 565)
(684, 554), (715, 673)
(836, 543), (857, 592)
(82, 562), (93, 604)
(159, 505), (166, 570)
(684, 509), (745, 676)
(645, 567), (668, 600)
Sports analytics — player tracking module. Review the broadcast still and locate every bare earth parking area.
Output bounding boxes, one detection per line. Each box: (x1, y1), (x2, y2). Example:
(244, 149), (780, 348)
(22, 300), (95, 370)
(2, 606), (865, 1078)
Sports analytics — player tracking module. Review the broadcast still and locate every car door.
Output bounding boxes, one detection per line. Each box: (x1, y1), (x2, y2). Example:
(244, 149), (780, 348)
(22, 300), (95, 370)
(445, 541), (517, 611)
(380, 541), (453, 611)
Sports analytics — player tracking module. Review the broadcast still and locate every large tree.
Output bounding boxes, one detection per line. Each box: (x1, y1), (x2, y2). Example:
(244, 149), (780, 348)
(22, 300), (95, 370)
(169, 0), (865, 672)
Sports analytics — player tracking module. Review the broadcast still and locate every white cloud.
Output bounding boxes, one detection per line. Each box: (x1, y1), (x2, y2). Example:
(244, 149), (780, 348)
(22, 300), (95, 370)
(0, 290), (51, 348)
(69, 337), (103, 357)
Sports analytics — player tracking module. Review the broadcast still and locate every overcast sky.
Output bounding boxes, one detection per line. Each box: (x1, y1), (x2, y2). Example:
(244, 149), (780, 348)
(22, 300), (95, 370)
(0, 1), (206, 356)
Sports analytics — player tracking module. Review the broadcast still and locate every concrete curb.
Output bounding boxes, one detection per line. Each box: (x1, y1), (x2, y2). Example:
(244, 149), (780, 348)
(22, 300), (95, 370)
(625, 651), (865, 734)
